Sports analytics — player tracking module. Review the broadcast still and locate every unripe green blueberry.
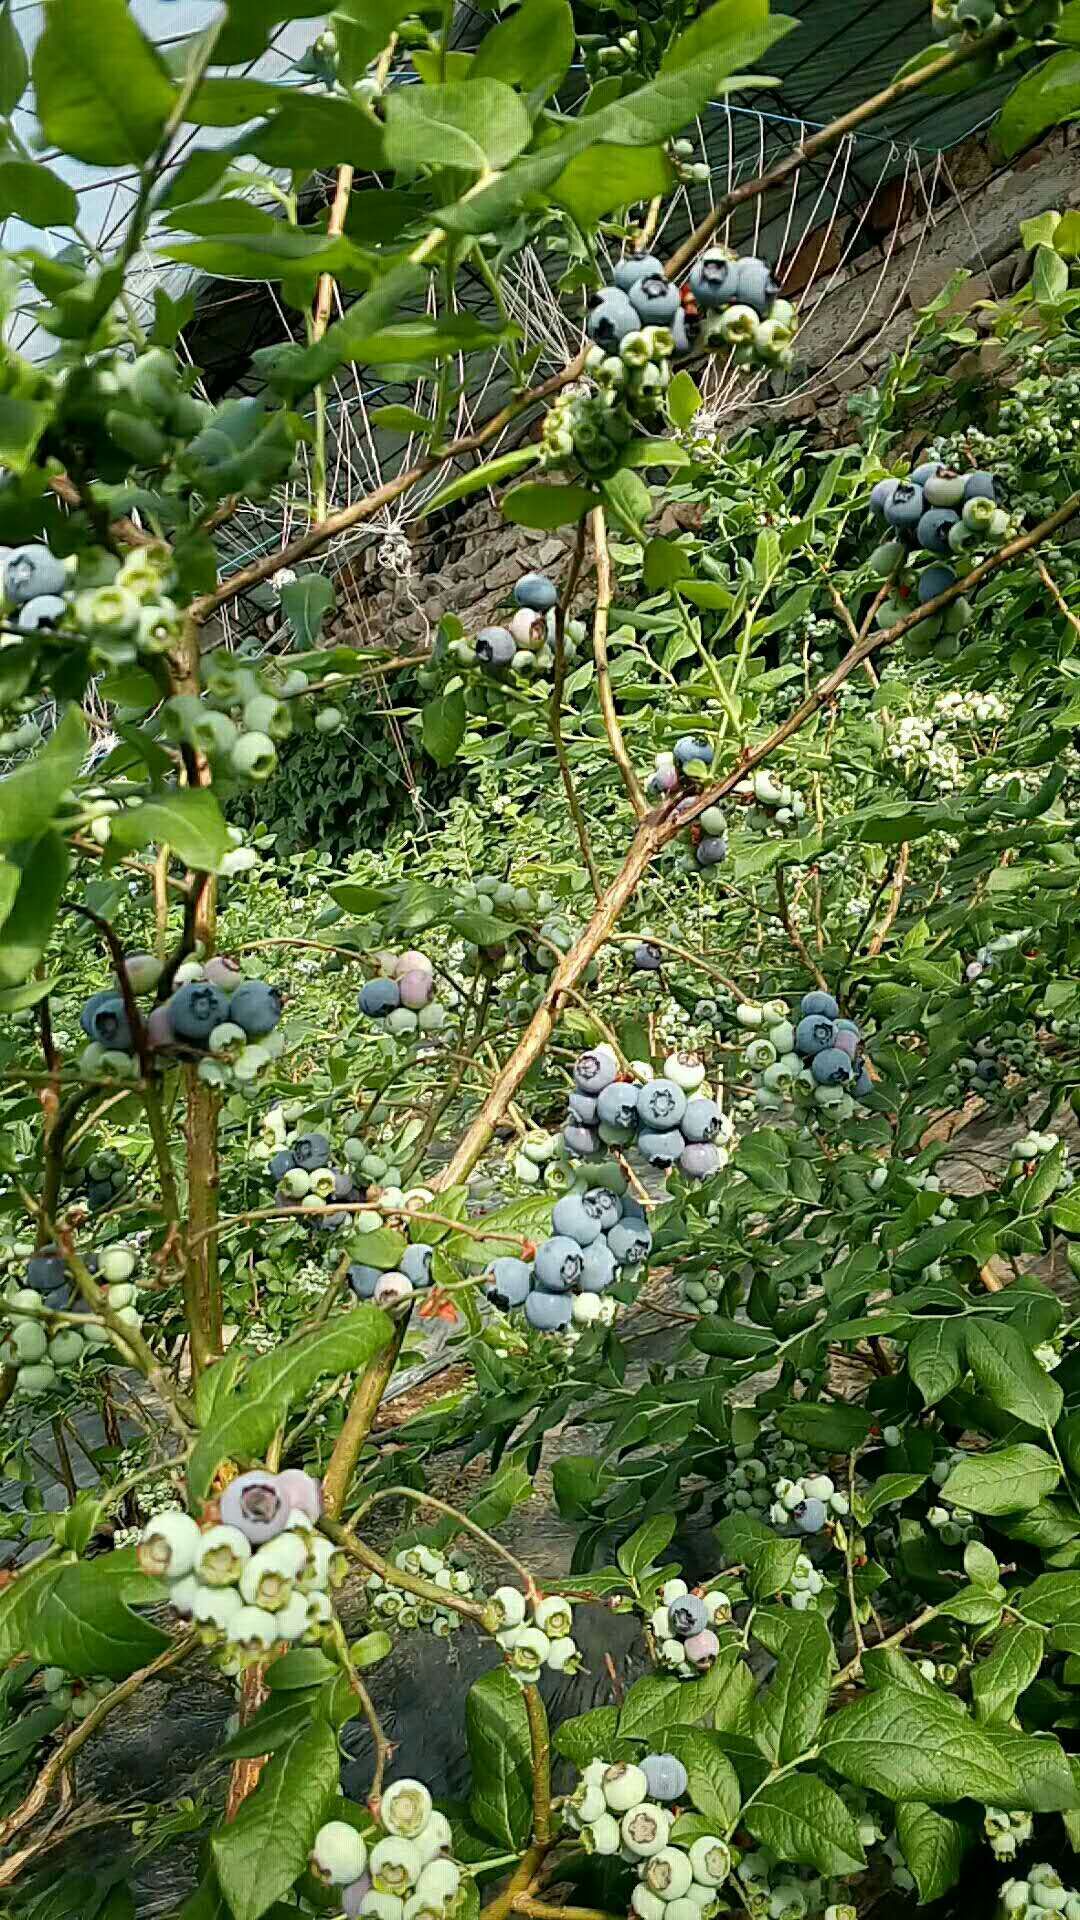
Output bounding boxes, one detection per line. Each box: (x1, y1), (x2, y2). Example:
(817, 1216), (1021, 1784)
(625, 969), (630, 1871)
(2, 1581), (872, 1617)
(602, 1762), (648, 1812)
(370, 1837), (423, 1894)
(138, 1508), (202, 1580)
(231, 731), (277, 781)
(381, 1779), (434, 1839)
(687, 1836), (731, 1886)
(316, 706), (344, 735)
(195, 1524), (251, 1587)
(311, 1821), (368, 1887)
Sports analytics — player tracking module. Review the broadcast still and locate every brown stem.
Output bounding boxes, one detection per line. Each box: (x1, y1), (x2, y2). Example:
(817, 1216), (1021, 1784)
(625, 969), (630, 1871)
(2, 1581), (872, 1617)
(590, 508), (646, 819)
(0, 1631), (196, 1852)
(523, 1686), (551, 1844)
(775, 867), (828, 992)
(513, 1904), (623, 1920)
(550, 524), (601, 900)
(312, 165), (355, 340)
(482, 1845), (552, 1920)
(1037, 556), (1080, 640)
(866, 843), (910, 959)
(225, 1663), (271, 1819)
(332, 1621), (394, 1808)
(321, 1317), (408, 1520)
(323, 1517), (487, 1621)
(51, 1420), (77, 1503)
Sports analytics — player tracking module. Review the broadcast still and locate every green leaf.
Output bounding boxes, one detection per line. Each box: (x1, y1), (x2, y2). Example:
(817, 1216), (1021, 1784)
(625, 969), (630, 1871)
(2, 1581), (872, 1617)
(0, 706), (86, 848)
(995, 52), (1080, 160)
(423, 449), (538, 516)
(821, 1684), (1057, 1805)
(248, 93), (385, 172)
(109, 791), (231, 875)
(894, 1803), (968, 1904)
(212, 1722), (339, 1920)
(752, 1610), (832, 1766)
(1021, 211), (1062, 251)
(471, 0), (575, 101)
(265, 1648), (338, 1692)
(967, 1319), (1063, 1433)
(617, 1514), (677, 1580)
(279, 575), (335, 651)
(422, 689), (467, 768)
(744, 1774), (866, 1877)
(667, 370), (702, 429)
(747, 1538), (801, 1601)
(775, 1402), (873, 1450)
(27, 1556), (171, 1679)
(598, 1), (794, 145)
(465, 1667), (533, 1849)
(0, 974), (57, 1013)
(907, 1318), (966, 1407)
(33, 0), (176, 165)
(0, 159), (78, 229)
(1015, 1572), (1080, 1629)
(1034, 243), (1070, 306)
(971, 1623), (1044, 1724)
(188, 1310), (393, 1502)
(664, 1729), (741, 1829)
(941, 1444), (1059, 1516)
(553, 143), (674, 224)
(384, 81), (532, 173)
(553, 1705), (621, 1768)
(861, 1473), (928, 1518)
(0, 1), (29, 115)
(502, 482), (598, 528)
(0, 833), (68, 987)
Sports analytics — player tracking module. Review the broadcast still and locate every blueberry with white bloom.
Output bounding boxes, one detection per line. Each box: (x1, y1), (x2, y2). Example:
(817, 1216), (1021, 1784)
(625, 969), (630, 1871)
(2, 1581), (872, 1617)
(688, 248), (739, 309)
(552, 1193), (603, 1246)
(525, 1291), (571, 1332)
(513, 572), (557, 613)
(637, 1129), (684, 1168)
(637, 1079), (687, 1129)
(628, 275), (680, 325)
(485, 1257), (533, 1311)
(608, 1219), (652, 1264)
(800, 990), (839, 1019)
(596, 1081), (639, 1129)
(400, 1244), (433, 1288)
(673, 735), (711, 770)
(668, 1592), (707, 1637)
(360, 978), (401, 1018)
(602, 1762), (648, 1812)
(580, 1239), (617, 1292)
(534, 1235), (584, 1292)
(4, 544), (67, 606)
(795, 1013), (835, 1056)
(641, 1754), (688, 1802)
(586, 288), (640, 349)
(613, 253), (663, 292)
(574, 1047), (619, 1095)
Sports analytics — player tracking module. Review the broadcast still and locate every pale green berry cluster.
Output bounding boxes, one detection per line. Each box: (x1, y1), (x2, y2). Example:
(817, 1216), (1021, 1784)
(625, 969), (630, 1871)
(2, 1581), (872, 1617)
(649, 1578), (732, 1676)
(984, 1808), (1034, 1861)
(361, 1546), (477, 1641)
(567, 1757), (732, 1917)
(0, 1240), (142, 1397)
(489, 1585), (581, 1683)
(311, 1778), (466, 1920)
(736, 1848), (837, 1918)
(1000, 1861), (1080, 1918)
(786, 1554), (827, 1612)
(767, 1472), (850, 1531)
(136, 1506), (345, 1674)
(40, 1665), (113, 1722)
(734, 769), (809, 832)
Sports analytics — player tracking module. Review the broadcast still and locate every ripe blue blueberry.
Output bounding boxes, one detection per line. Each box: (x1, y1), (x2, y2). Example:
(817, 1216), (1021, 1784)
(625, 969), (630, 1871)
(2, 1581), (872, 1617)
(637, 1080), (687, 1129)
(673, 736), (711, 770)
(811, 1046), (853, 1086)
(485, 1257), (533, 1310)
(680, 1142), (720, 1179)
(607, 1219), (652, 1265)
(634, 942), (663, 971)
(18, 594), (65, 630)
(831, 1027), (859, 1060)
(641, 1755), (688, 1802)
(682, 1097), (722, 1143)
(733, 256), (780, 316)
(27, 1247), (65, 1293)
(695, 836), (727, 868)
(586, 288), (640, 349)
(795, 1497), (827, 1532)
(688, 249), (739, 310)
(400, 1244), (433, 1288)
(476, 625), (515, 669)
(514, 573), (558, 613)
(359, 978), (401, 1018)
(963, 470), (997, 503)
(293, 1132), (332, 1169)
(918, 564), (956, 603)
(870, 478), (899, 520)
(563, 1124), (599, 1157)
(800, 991), (839, 1019)
(525, 1291), (571, 1332)
(916, 508), (959, 556)
(568, 1092), (598, 1125)
(613, 253), (663, 292)
(596, 1081), (639, 1129)
(582, 1187), (621, 1231)
(89, 994), (133, 1051)
(534, 1236), (585, 1292)
(795, 1014), (835, 1057)
(911, 460), (941, 488)
(4, 544), (66, 606)
(80, 989), (116, 1040)
(552, 1194), (603, 1247)
(574, 1049), (618, 1095)
(580, 1239), (617, 1291)
(854, 1065), (873, 1099)
(882, 482), (924, 532)
(169, 982), (230, 1044)
(268, 1151), (294, 1180)
(231, 981), (283, 1036)
(628, 275), (680, 324)
(348, 1263), (380, 1299)
(668, 1593), (707, 1637)
(637, 1129), (684, 1167)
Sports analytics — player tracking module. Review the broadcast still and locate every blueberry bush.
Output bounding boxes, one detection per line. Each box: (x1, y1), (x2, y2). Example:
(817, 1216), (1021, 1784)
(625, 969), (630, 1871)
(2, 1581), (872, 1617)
(4, 2), (1080, 1917)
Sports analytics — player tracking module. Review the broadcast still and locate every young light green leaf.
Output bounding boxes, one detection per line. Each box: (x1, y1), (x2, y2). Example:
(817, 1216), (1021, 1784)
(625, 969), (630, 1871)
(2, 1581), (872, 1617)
(34, 0), (176, 165)
(471, 0), (575, 101)
(422, 689), (467, 769)
(995, 52), (1080, 160)
(0, 706), (86, 848)
(0, 159), (79, 230)
(617, 1514), (677, 1580)
(110, 792), (231, 875)
(0, 1), (28, 115)
(423, 450), (538, 517)
(384, 81), (532, 173)
(966, 1319), (1063, 1432)
(466, 1667), (533, 1848)
(0, 833), (69, 987)
(744, 1774), (866, 1877)
(188, 1310), (393, 1502)
(212, 1722), (339, 1920)
(941, 1444), (1059, 1516)
(667, 370), (702, 429)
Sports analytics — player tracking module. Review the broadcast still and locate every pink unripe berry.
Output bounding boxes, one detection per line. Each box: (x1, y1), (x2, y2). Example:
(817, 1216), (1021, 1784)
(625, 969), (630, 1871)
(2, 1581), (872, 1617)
(682, 1628), (720, 1671)
(276, 1467), (323, 1522)
(204, 955), (243, 990)
(397, 969), (434, 1010)
(146, 1003), (175, 1049)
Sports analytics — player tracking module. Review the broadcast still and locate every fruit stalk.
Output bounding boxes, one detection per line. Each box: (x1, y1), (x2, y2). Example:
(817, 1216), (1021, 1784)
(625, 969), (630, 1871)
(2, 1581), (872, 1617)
(590, 508), (646, 818)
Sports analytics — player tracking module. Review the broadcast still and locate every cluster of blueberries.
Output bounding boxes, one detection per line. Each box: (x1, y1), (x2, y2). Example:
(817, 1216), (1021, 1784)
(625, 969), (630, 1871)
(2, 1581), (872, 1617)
(137, 1468), (338, 1672)
(268, 1128), (364, 1236)
(78, 954), (284, 1089)
(734, 768), (809, 833)
(309, 1778), (466, 1920)
(931, 0), (1063, 48)
(563, 1044), (731, 1180)
(490, 1583), (582, 1682)
(648, 1577), (732, 1678)
(357, 950), (447, 1038)
(163, 650), (342, 790)
(484, 1184), (650, 1334)
(1, 1241), (142, 1396)
(1000, 1864), (1080, 1920)
(361, 1544), (476, 1642)
(73, 1145), (128, 1214)
(739, 990), (872, 1118)
(0, 539), (187, 676)
(869, 459), (1010, 661)
(645, 739), (728, 873)
(587, 249), (796, 372)
(566, 1753), (735, 1914)
(348, 1239), (434, 1309)
(767, 1470), (850, 1535)
(443, 571), (583, 684)
(39, 1666), (114, 1725)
